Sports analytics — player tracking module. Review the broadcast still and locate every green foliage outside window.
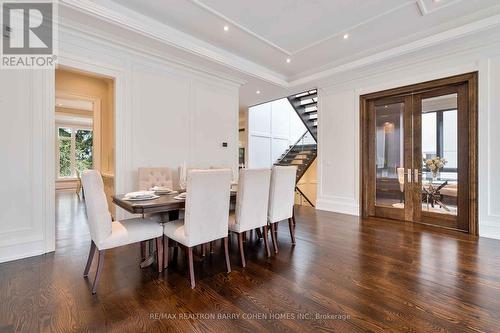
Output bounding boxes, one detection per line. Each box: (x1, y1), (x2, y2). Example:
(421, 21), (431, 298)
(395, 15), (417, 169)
(76, 130), (93, 172)
(59, 137), (71, 177)
(58, 127), (93, 177)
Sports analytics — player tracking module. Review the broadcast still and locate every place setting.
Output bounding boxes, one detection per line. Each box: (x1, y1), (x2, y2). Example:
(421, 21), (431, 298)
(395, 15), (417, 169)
(123, 191), (159, 201)
(149, 186), (178, 195)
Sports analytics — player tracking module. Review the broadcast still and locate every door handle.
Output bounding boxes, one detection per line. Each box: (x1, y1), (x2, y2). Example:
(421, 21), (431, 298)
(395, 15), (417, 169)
(407, 169), (412, 183)
(414, 169), (422, 183)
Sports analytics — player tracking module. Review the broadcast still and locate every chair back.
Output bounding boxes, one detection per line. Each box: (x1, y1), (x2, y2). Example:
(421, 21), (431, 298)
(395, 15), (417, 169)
(268, 166), (297, 223)
(81, 170), (112, 245)
(234, 169), (271, 232)
(397, 167), (405, 192)
(138, 167), (173, 190)
(184, 169), (232, 245)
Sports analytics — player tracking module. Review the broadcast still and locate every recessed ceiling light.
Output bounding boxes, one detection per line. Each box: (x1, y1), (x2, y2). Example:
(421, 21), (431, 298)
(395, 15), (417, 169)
(286, 58), (291, 63)
(343, 33), (349, 40)
(256, 90), (261, 94)
(223, 25), (229, 32)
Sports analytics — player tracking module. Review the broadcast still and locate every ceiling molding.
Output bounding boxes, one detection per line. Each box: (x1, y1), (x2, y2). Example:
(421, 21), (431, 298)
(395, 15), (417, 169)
(58, 18), (248, 88)
(60, 0), (500, 89)
(60, 0), (288, 87)
(287, 1), (415, 55)
(191, 0), (416, 56)
(289, 13), (500, 87)
(190, 0), (292, 56)
(416, 0), (464, 16)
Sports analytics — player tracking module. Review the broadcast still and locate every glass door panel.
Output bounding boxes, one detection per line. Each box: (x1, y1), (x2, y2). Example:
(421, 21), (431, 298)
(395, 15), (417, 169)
(368, 96), (413, 221)
(362, 73), (476, 233)
(375, 102), (405, 207)
(413, 87), (467, 230)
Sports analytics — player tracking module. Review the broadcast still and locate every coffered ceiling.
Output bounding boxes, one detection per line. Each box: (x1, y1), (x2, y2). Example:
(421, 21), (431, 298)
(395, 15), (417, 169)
(63, 0), (500, 106)
(95, 0), (500, 79)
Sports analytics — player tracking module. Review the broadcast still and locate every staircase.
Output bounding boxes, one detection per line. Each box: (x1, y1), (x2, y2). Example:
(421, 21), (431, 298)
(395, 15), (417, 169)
(275, 89), (318, 206)
(287, 90), (318, 141)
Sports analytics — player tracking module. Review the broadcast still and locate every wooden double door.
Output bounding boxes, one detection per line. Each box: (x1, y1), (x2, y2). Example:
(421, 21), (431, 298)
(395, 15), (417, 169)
(361, 73), (478, 233)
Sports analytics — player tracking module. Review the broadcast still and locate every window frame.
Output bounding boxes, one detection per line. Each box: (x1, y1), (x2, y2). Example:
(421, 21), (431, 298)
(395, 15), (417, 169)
(56, 124), (93, 180)
(423, 108), (458, 173)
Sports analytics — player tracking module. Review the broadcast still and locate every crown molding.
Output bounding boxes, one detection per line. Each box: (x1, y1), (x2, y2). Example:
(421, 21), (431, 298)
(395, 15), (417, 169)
(190, 0), (292, 56)
(60, 0), (288, 87)
(57, 18), (248, 88)
(288, 13), (500, 87)
(59, 0), (500, 90)
(416, 0), (464, 16)
(191, 0), (416, 56)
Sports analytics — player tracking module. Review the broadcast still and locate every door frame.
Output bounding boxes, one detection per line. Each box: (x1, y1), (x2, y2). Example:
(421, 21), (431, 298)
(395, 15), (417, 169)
(360, 72), (478, 235)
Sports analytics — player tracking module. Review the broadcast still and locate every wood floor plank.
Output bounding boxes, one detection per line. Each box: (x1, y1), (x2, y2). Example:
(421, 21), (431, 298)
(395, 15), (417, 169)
(0, 192), (499, 332)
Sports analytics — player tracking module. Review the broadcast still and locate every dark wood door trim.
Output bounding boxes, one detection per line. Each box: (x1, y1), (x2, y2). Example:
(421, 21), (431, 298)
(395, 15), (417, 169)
(360, 72), (478, 235)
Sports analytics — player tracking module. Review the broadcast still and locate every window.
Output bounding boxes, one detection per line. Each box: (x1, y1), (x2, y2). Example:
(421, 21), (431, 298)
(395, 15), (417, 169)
(421, 109), (458, 180)
(57, 126), (93, 178)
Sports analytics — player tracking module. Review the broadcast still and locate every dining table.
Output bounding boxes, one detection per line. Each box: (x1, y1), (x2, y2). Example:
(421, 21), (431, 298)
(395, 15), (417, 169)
(112, 190), (237, 268)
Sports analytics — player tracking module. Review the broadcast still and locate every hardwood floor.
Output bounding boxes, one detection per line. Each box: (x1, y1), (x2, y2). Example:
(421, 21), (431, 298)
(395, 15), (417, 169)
(1, 192), (500, 332)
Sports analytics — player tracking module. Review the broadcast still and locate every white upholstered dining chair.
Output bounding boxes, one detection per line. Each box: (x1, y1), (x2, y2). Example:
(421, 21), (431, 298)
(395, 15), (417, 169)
(138, 167), (173, 190)
(267, 166), (297, 253)
(137, 167), (175, 259)
(229, 168), (271, 267)
(397, 167), (405, 203)
(81, 170), (164, 294)
(163, 169), (232, 288)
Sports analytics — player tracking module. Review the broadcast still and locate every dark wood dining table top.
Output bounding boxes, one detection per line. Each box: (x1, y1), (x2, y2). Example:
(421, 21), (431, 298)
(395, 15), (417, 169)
(112, 191), (236, 215)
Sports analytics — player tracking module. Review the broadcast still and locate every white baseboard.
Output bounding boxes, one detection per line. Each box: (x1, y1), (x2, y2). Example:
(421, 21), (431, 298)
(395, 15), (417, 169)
(316, 196), (359, 216)
(479, 223), (500, 240)
(0, 239), (47, 264)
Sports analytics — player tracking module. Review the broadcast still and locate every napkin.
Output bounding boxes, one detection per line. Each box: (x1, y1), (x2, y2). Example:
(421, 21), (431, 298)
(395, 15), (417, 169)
(125, 191), (155, 198)
(150, 186), (172, 192)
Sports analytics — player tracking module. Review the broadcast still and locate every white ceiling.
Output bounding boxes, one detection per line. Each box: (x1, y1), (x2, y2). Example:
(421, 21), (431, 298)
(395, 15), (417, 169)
(65, 0), (500, 107)
(100, 0), (500, 80)
(196, 0), (406, 54)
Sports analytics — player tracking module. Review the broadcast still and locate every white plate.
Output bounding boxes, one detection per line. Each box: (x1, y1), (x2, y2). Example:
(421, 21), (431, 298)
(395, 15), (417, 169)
(150, 186), (172, 192)
(154, 190), (173, 195)
(174, 195), (186, 200)
(124, 195), (159, 201)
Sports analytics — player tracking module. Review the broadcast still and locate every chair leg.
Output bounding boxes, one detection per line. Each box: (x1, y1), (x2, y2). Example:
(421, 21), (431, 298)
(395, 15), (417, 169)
(140, 241), (147, 260)
(173, 245), (179, 263)
(256, 228), (263, 239)
(156, 237), (163, 273)
(270, 223), (279, 254)
(292, 208), (297, 227)
(210, 241), (214, 254)
(83, 241), (96, 278)
(223, 237), (231, 273)
(163, 236), (169, 269)
(263, 226), (271, 258)
(92, 250), (105, 294)
(187, 247), (195, 289)
(238, 233), (246, 267)
(288, 218), (296, 245)
(201, 244), (206, 257)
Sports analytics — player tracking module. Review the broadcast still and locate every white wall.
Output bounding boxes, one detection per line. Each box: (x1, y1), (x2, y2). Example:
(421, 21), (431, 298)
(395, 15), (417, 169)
(247, 98), (306, 168)
(316, 31), (500, 239)
(0, 17), (240, 263)
(0, 70), (54, 262)
(130, 62), (238, 189)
